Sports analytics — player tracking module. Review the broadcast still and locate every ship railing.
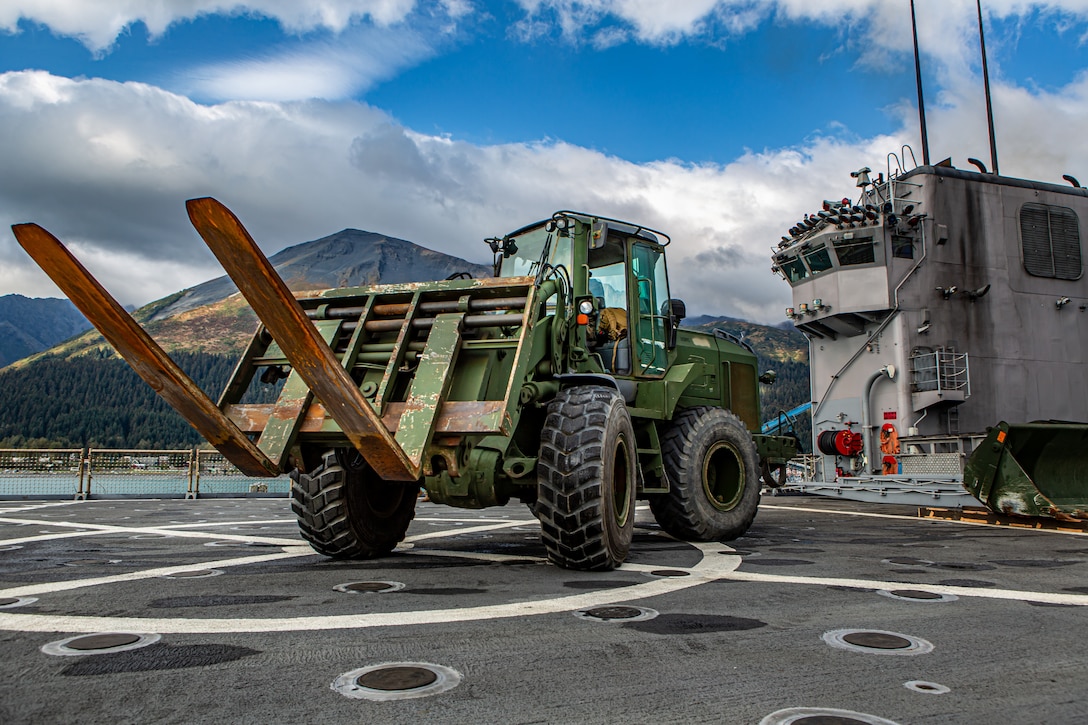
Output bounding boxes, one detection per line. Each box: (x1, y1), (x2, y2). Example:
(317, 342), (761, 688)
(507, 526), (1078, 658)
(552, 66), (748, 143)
(0, 448), (84, 499)
(0, 447), (289, 500)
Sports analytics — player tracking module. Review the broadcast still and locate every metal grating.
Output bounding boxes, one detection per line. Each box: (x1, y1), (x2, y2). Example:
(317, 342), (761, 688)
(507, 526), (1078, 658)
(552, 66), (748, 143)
(1020, 203), (1082, 280)
(899, 452), (963, 475)
(910, 349), (970, 396)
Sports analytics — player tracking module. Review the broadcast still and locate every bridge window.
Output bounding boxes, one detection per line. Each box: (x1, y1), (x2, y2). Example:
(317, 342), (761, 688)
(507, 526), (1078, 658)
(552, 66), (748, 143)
(802, 243), (833, 274)
(1020, 203), (1082, 280)
(780, 255), (808, 284)
(891, 234), (915, 259)
(832, 236), (876, 266)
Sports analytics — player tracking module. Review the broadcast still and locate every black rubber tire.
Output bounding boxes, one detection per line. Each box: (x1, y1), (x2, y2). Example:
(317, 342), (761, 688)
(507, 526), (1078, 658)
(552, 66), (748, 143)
(536, 385), (636, 570)
(290, 448), (417, 559)
(649, 407), (761, 541)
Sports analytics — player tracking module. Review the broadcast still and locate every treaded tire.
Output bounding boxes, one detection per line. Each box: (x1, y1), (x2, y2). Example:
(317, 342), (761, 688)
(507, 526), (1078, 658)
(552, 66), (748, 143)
(649, 407), (760, 541)
(290, 449), (417, 559)
(536, 385), (636, 571)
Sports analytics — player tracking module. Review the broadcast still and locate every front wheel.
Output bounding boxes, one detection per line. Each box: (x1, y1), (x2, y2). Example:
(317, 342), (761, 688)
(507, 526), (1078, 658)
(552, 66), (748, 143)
(535, 385), (636, 571)
(649, 407), (760, 541)
(290, 448), (417, 559)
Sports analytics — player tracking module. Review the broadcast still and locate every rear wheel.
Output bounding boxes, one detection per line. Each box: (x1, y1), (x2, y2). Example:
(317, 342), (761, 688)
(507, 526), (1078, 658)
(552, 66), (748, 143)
(536, 385), (636, 570)
(290, 448), (417, 558)
(650, 407), (760, 541)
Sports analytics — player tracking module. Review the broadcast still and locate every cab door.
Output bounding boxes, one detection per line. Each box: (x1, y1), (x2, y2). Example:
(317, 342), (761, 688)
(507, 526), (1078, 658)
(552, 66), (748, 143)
(628, 240), (671, 377)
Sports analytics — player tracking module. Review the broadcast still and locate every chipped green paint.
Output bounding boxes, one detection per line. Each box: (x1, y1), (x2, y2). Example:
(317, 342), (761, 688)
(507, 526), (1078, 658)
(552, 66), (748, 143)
(255, 320), (341, 468)
(394, 313), (464, 466)
(375, 293), (421, 414)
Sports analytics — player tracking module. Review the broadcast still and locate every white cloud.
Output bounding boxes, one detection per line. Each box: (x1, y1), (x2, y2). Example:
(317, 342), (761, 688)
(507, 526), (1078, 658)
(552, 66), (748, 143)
(0, 1), (424, 53)
(183, 24), (436, 101)
(5, 68), (1087, 323)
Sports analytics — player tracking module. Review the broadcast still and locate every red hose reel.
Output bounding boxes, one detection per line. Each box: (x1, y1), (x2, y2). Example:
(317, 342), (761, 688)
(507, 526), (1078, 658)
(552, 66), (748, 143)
(817, 429), (863, 457)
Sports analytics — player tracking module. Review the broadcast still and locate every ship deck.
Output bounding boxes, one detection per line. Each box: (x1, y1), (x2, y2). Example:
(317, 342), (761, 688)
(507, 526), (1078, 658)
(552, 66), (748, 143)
(1, 495), (1086, 724)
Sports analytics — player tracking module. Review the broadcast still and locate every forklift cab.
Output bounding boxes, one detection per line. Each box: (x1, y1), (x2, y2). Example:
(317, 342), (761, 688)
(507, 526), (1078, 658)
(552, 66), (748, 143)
(493, 212), (682, 378)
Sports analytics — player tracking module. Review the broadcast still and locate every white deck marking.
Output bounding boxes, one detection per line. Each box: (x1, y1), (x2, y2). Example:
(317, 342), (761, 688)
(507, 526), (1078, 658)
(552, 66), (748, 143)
(2, 506), (1086, 636)
(0, 517), (300, 546)
(0, 501), (85, 515)
(718, 570), (1088, 606)
(0, 541), (736, 633)
(0, 548), (315, 598)
(403, 519), (529, 543)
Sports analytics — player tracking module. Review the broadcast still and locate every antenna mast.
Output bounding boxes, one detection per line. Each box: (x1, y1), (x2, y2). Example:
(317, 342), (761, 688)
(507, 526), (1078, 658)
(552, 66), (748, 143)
(910, 0), (931, 166)
(977, 0), (999, 174)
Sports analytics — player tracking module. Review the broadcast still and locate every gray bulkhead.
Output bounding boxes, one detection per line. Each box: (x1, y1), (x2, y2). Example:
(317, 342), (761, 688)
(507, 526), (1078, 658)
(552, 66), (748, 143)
(775, 163), (1087, 480)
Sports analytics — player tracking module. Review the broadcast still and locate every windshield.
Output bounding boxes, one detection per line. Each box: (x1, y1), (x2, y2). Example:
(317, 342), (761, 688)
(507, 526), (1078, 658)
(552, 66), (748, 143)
(497, 225), (572, 278)
(780, 255), (808, 284)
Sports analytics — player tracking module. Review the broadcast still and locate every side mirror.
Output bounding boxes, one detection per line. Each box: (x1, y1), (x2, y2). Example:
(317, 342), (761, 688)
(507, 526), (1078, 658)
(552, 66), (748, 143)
(664, 298), (686, 350)
(759, 370), (777, 385)
(590, 221), (608, 250)
(668, 298), (686, 320)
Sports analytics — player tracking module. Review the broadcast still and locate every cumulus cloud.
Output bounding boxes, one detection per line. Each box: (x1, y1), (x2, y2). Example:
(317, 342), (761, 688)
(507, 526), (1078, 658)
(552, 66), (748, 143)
(0, 70), (833, 319)
(7, 64), (1087, 323)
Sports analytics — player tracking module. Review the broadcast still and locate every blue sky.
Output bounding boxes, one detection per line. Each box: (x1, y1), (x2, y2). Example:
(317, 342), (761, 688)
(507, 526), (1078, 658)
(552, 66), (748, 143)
(2, 1), (1088, 323)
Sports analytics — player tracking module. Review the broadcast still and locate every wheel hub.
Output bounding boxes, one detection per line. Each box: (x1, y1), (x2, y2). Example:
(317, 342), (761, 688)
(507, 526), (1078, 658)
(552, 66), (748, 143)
(703, 441), (744, 511)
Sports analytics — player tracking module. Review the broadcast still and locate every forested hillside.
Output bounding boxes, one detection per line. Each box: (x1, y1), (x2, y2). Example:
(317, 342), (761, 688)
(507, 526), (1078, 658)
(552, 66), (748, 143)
(0, 351), (238, 449)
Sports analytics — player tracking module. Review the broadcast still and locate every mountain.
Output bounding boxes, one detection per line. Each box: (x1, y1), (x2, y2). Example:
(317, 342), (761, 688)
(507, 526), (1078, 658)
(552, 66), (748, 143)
(147, 229), (493, 321)
(16, 229), (493, 363)
(686, 316), (807, 364)
(0, 295), (92, 367)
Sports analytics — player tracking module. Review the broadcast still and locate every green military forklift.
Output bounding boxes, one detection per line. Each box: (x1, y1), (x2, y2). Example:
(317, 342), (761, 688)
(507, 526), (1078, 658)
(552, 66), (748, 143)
(13, 200), (798, 570)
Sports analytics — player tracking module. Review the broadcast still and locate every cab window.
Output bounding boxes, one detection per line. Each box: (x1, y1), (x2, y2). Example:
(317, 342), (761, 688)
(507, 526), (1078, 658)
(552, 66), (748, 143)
(497, 225), (572, 278)
(631, 242), (670, 376)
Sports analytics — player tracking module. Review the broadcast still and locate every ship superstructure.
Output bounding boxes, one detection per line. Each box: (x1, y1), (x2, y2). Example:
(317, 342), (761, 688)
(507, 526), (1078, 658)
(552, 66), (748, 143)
(772, 150), (1087, 499)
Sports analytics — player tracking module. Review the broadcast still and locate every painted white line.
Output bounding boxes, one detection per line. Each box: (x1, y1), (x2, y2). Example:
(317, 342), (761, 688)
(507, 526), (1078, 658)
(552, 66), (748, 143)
(0, 519), (543, 600)
(422, 546), (734, 576)
(155, 519), (294, 529)
(720, 569), (1088, 606)
(760, 504), (952, 521)
(760, 504), (1088, 536)
(0, 517), (300, 547)
(415, 517), (534, 523)
(0, 529), (118, 547)
(0, 501), (85, 514)
(404, 519), (531, 543)
(0, 548), (315, 598)
(0, 542), (737, 633)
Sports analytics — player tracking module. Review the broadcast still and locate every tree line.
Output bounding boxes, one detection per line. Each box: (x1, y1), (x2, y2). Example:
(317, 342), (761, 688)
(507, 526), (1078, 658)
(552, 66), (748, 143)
(0, 351), (245, 449)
